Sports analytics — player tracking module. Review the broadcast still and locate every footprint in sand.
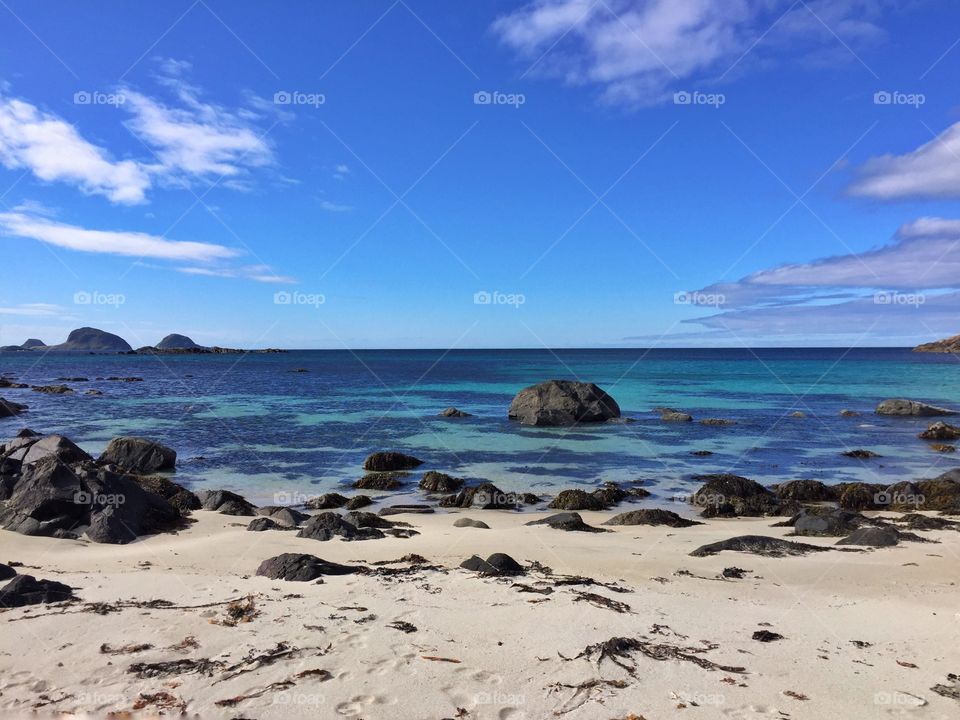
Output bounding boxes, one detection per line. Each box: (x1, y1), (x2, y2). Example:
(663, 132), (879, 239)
(363, 651), (419, 677)
(335, 694), (394, 716)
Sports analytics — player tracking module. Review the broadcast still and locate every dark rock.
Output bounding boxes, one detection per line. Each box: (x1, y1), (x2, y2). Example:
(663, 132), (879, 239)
(297, 512), (384, 541)
(836, 483), (886, 511)
(722, 567), (749, 579)
(915, 471), (960, 512)
(603, 509), (701, 527)
(257, 506), (309, 527)
(344, 495), (373, 510)
(930, 443), (956, 453)
(774, 479), (836, 503)
(84, 389), (103, 396)
(440, 482), (519, 510)
(787, 508), (865, 537)
(0, 398), (27, 417)
(525, 512), (607, 532)
(98, 437), (176, 473)
(692, 474), (782, 518)
(895, 513), (960, 531)
(840, 409), (861, 417)
(20, 435), (91, 466)
(344, 511), (403, 529)
(591, 482), (631, 507)
(0, 563), (16, 580)
(507, 380), (620, 426)
(453, 517), (489, 529)
(134, 475), (200, 513)
(156, 333), (202, 350)
(379, 504), (434, 516)
(700, 418), (736, 426)
(690, 535), (831, 558)
(354, 472), (408, 491)
(439, 407), (471, 417)
(255, 553), (360, 581)
(660, 410), (693, 422)
(548, 489), (605, 511)
(31, 385), (74, 394)
(83, 469), (184, 544)
(247, 517), (290, 531)
(460, 553), (525, 576)
(305, 493), (349, 509)
(419, 471), (464, 493)
(197, 489), (256, 516)
(0, 457), (89, 537)
(920, 422), (960, 441)
(836, 526), (900, 547)
(691, 450), (713, 456)
(0, 575), (74, 607)
(362, 451), (423, 472)
(842, 449), (880, 459)
(876, 399), (956, 416)
(752, 630), (784, 642)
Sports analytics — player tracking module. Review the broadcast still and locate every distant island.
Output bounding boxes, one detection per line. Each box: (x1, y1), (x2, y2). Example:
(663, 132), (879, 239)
(914, 334), (960, 353)
(0, 327), (285, 354)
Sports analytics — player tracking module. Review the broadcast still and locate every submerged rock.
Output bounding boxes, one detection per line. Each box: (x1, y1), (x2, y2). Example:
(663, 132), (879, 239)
(700, 418), (736, 426)
(362, 451), (424, 472)
(255, 553), (360, 581)
(602, 509), (701, 527)
(31, 385), (74, 394)
(0, 575), (75, 607)
(919, 422), (960, 441)
(842, 449), (881, 459)
(439, 407), (472, 417)
(354, 472), (408, 491)
(690, 535), (830, 558)
(876, 399), (956, 416)
(0, 398), (27, 417)
(508, 380), (620, 426)
(660, 410), (693, 422)
(98, 437), (176, 473)
(460, 553), (524, 576)
(525, 512), (607, 533)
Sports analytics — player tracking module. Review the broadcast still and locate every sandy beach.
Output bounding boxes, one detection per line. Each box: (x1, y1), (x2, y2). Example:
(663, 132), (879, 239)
(2, 508), (958, 719)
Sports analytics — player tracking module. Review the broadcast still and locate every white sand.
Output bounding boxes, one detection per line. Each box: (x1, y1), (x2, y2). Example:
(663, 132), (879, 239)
(0, 509), (957, 719)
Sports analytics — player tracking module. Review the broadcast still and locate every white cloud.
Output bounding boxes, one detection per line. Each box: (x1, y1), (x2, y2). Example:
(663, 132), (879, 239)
(0, 302), (62, 317)
(319, 199), (352, 212)
(848, 121), (960, 200)
(176, 264), (296, 283)
(492, 0), (888, 104)
(0, 211), (238, 261)
(0, 95), (150, 204)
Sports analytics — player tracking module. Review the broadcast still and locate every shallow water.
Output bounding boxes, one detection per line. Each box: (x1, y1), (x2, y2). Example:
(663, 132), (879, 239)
(2, 348), (958, 507)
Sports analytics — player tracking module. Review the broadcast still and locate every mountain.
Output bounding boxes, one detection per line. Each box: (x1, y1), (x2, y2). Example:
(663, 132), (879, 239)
(156, 333), (203, 350)
(47, 327), (133, 353)
(21, 339), (45, 348)
(914, 334), (960, 353)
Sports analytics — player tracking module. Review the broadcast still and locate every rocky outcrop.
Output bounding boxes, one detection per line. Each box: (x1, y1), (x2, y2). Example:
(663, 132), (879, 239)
(875, 399), (956, 416)
(920, 422), (960, 441)
(691, 474), (783, 518)
(439, 407), (472, 417)
(257, 506), (310, 527)
(297, 511), (386, 541)
(508, 380), (620, 426)
(0, 574), (74, 607)
(525, 512), (607, 532)
(197, 489), (256, 516)
(0, 399), (26, 417)
(773, 479), (836, 503)
(354, 472), (408, 490)
(548, 489), (605, 511)
(304, 493), (349, 510)
(46, 327), (133, 353)
(255, 553), (360, 581)
(914, 334), (960, 353)
(134, 475), (200, 513)
(362, 452), (423, 472)
(419, 471), (464, 493)
(602, 509), (701, 527)
(156, 334), (202, 350)
(21, 339), (45, 349)
(690, 535), (830, 558)
(782, 508), (866, 537)
(460, 553), (524, 576)
(98, 437), (176, 473)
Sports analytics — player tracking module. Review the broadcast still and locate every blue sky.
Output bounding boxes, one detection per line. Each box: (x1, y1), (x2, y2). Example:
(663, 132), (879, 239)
(1, 0), (959, 348)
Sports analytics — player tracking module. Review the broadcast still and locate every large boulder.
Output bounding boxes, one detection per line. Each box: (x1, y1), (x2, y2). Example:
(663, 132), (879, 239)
(257, 506), (310, 527)
(354, 472), (408, 490)
(0, 457), (88, 536)
(297, 512), (384, 541)
(691, 474), (782, 518)
(419, 471), (464, 493)
(920, 422), (960, 441)
(440, 482), (519, 510)
(19, 435), (91, 466)
(525, 512), (607, 532)
(255, 553), (360, 581)
(774, 479), (836, 503)
(603, 509), (701, 527)
(460, 553), (524, 576)
(507, 380), (620, 426)
(362, 452), (423, 472)
(786, 508), (865, 537)
(0, 575), (74, 607)
(83, 469), (184, 543)
(197, 489), (256, 516)
(548, 489), (605, 511)
(0, 398), (27, 417)
(133, 475), (200, 513)
(98, 437), (176, 473)
(304, 493), (349, 510)
(876, 399), (956, 416)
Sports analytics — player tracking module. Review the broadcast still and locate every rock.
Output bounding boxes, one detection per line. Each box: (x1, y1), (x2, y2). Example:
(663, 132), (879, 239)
(920, 422), (960, 441)
(549, 489), (605, 511)
(22, 339), (45, 349)
(255, 553), (360, 581)
(842, 449), (880, 459)
(82, 469), (185, 544)
(156, 333), (202, 350)
(0, 378), (28, 388)
(752, 630), (784, 642)
(591, 482), (631, 506)
(0, 398), (27, 417)
(691, 474), (782, 518)
(915, 471), (960, 512)
(0, 563), (15, 580)
(790, 411), (805, 418)
(440, 482), (519, 510)
(913, 333), (960, 353)
(460, 553), (524, 576)
(46, 327), (133, 353)
(774, 479), (836, 503)
(876, 399), (956, 416)
(836, 526), (900, 547)
(895, 513), (960, 531)
(602, 509), (701, 527)
(304, 493), (349, 509)
(660, 410), (693, 422)
(788, 508), (866, 537)
(439, 407), (471, 417)
(690, 535), (831, 558)
(20, 435), (91, 466)
(691, 450), (713, 456)
(700, 418), (736, 426)
(840, 409), (861, 417)
(419, 471), (464, 493)
(379, 504), (434, 516)
(247, 517), (290, 531)
(297, 512), (384, 541)
(362, 451), (424, 472)
(344, 495), (373, 510)
(0, 457), (89, 537)
(453, 518), (489, 529)
(84, 389), (103, 396)
(507, 380), (620, 426)
(98, 437), (176, 473)
(930, 443), (956, 453)
(722, 567), (749, 579)
(134, 475), (201, 513)
(354, 472), (408, 491)
(0, 575), (74, 607)
(257, 506), (310, 527)
(525, 512), (607, 532)
(31, 385), (73, 394)
(197, 489), (257, 516)
(835, 482), (886, 510)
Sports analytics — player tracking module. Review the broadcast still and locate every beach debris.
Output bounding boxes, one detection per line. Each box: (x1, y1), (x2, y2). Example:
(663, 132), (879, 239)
(603, 509), (701, 527)
(213, 595), (259, 626)
(897, 659), (919, 668)
(100, 642), (153, 654)
(215, 668), (333, 707)
(386, 620), (418, 633)
(128, 657), (225, 679)
(783, 690), (809, 701)
(690, 535), (831, 558)
(168, 636), (199, 653)
(567, 636), (747, 675)
(526, 511), (608, 532)
(850, 640), (872, 649)
(460, 553), (525, 576)
(132, 691), (187, 713)
(722, 567), (750, 579)
(752, 630), (784, 642)
(931, 673), (960, 701)
(257, 553), (363, 581)
(422, 655), (461, 663)
(572, 591), (631, 613)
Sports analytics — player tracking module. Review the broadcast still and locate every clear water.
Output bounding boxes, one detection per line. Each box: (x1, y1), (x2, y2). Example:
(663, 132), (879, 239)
(2, 348), (958, 508)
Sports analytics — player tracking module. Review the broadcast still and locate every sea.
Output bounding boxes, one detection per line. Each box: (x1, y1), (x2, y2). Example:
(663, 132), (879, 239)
(1, 348), (958, 509)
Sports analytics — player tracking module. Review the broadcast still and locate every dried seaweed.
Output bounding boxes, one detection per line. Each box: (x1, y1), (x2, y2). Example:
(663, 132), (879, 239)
(127, 657), (225, 679)
(132, 692), (187, 712)
(212, 595), (259, 626)
(572, 591), (631, 613)
(569, 636), (747, 675)
(386, 620), (418, 633)
(100, 643), (153, 655)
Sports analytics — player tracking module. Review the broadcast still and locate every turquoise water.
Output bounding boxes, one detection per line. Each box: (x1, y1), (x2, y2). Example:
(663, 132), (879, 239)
(1, 348), (958, 507)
